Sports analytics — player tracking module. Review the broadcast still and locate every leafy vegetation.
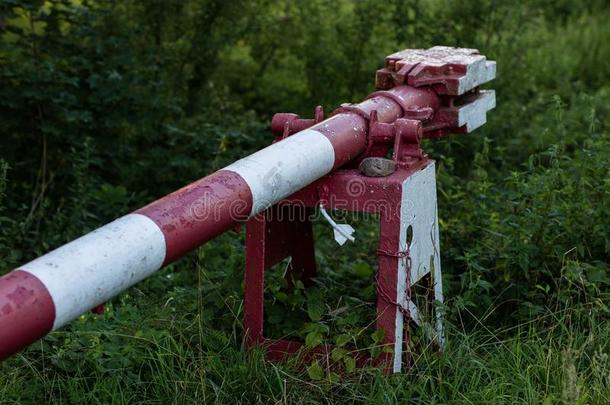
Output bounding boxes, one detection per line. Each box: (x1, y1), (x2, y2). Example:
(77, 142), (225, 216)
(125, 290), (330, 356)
(1, 0), (609, 403)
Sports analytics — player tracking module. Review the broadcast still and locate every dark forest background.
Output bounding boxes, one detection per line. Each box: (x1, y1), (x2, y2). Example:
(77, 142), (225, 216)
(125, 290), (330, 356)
(0, 0), (609, 403)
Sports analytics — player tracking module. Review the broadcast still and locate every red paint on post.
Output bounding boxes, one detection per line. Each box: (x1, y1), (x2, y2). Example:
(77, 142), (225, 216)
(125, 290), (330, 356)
(0, 270), (55, 360)
(242, 166), (421, 372)
(314, 113), (368, 169)
(313, 86), (440, 170)
(137, 170), (253, 264)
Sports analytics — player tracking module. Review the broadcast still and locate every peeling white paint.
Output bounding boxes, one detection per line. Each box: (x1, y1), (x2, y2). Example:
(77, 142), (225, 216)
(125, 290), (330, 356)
(458, 90), (496, 132)
(387, 46), (496, 95)
(224, 129), (335, 215)
(458, 60), (496, 95)
(21, 214), (166, 329)
(393, 162), (445, 372)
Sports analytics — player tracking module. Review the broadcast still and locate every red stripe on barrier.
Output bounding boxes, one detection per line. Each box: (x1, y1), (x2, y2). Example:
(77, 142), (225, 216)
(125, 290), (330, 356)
(315, 113), (368, 169)
(0, 270), (55, 360)
(137, 170), (253, 265)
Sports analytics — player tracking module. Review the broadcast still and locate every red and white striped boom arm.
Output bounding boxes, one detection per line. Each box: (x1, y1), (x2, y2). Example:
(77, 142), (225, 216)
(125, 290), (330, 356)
(0, 47), (495, 360)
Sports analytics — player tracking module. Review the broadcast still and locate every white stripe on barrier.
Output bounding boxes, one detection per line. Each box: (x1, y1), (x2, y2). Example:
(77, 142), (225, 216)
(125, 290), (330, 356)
(21, 213), (166, 329)
(224, 129), (335, 215)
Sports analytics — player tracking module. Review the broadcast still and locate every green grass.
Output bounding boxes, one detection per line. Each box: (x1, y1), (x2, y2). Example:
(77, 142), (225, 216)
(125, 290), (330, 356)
(2, 304), (609, 404)
(1, 226), (609, 403)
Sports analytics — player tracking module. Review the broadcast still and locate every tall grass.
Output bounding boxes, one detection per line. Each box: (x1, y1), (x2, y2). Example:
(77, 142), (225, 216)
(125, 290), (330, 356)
(2, 307), (608, 403)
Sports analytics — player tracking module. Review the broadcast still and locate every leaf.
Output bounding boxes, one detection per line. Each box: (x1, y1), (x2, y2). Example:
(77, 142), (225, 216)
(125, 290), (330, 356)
(586, 266), (610, 285)
(354, 262), (373, 278)
(331, 348), (347, 362)
(335, 334), (351, 347)
(371, 329), (385, 344)
(343, 355), (356, 373)
(306, 291), (325, 321)
(275, 291), (288, 302)
(303, 322), (329, 334)
(328, 372), (340, 384)
(307, 361), (324, 381)
(267, 307), (284, 324)
(477, 279), (493, 292)
(305, 331), (323, 348)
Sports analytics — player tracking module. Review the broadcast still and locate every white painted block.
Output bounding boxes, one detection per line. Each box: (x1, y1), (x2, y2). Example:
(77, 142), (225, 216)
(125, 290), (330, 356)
(393, 162), (444, 372)
(458, 90), (496, 132)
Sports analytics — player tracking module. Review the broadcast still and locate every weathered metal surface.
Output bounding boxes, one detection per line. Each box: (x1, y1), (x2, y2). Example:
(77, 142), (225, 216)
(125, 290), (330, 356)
(21, 214), (166, 329)
(393, 162), (443, 371)
(137, 170), (253, 264)
(400, 162), (444, 349)
(376, 46), (496, 137)
(243, 164), (416, 372)
(0, 270), (55, 359)
(243, 160), (444, 373)
(224, 129), (336, 215)
(456, 90), (496, 132)
(377, 46), (496, 95)
(0, 45), (495, 364)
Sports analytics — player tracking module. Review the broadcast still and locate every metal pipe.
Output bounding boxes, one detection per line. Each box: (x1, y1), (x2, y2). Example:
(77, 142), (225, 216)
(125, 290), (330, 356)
(0, 85), (439, 360)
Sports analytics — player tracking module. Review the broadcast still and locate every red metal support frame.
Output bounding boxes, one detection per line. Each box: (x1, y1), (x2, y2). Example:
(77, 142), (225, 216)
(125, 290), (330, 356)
(243, 160), (437, 373)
